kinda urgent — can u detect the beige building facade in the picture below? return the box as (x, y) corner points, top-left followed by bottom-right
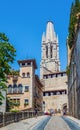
(40, 21), (68, 114)
(7, 59), (43, 111)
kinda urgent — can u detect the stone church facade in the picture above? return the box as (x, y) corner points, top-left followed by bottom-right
(40, 21), (68, 114)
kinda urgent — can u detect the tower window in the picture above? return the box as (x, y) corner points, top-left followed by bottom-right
(22, 73), (25, 77)
(46, 46), (48, 58)
(27, 72), (30, 78)
(22, 63), (25, 66)
(27, 62), (31, 66)
(50, 46), (53, 58)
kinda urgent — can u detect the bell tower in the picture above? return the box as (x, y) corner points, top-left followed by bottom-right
(40, 21), (60, 79)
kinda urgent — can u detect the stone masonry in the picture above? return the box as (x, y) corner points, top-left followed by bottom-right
(40, 21), (68, 114)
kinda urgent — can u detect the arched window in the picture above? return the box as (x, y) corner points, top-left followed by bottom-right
(13, 84), (17, 93)
(27, 72), (30, 78)
(8, 85), (12, 94)
(18, 84), (23, 93)
(22, 73), (25, 77)
(46, 46), (48, 58)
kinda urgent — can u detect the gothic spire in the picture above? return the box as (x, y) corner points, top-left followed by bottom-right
(46, 21), (57, 43)
(42, 32), (46, 43)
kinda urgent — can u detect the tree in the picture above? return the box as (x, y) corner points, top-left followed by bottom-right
(68, 0), (80, 49)
(6, 97), (19, 112)
(0, 33), (16, 105)
(9, 69), (19, 76)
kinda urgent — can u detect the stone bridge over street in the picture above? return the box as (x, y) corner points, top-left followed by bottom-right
(0, 115), (80, 130)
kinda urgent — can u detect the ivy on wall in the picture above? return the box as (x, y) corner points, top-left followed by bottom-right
(68, 0), (80, 49)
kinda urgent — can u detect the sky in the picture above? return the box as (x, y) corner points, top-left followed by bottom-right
(0, 0), (73, 76)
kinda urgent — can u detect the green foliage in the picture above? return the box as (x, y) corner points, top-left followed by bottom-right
(0, 33), (16, 105)
(9, 69), (19, 76)
(66, 66), (70, 75)
(24, 102), (28, 106)
(68, 0), (80, 49)
(10, 109), (19, 113)
(6, 97), (15, 112)
(6, 97), (20, 112)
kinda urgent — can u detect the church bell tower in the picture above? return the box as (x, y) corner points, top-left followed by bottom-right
(40, 21), (60, 79)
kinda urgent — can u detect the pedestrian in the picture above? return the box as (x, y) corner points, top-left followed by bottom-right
(35, 107), (38, 118)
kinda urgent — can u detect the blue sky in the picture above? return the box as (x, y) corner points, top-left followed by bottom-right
(0, 0), (73, 76)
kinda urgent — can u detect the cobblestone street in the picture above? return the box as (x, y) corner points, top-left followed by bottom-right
(1, 115), (80, 130)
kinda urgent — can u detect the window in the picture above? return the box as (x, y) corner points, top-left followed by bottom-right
(43, 92), (45, 96)
(51, 74), (55, 78)
(61, 73), (63, 76)
(46, 75), (48, 79)
(43, 101), (45, 105)
(43, 101), (45, 108)
(8, 85), (12, 94)
(22, 73), (25, 77)
(45, 92), (49, 96)
(22, 63), (25, 66)
(50, 46), (53, 58)
(56, 74), (58, 77)
(51, 92), (54, 96)
(17, 99), (20, 106)
(24, 99), (29, 105)
(18, 84), (23, 93)
(25, 86), (29, 92)
(10, 99), (20, 106)
(27, 72), (30, 78)
(62, 91), (65, 94)
(13, 84), (17, 93)
(62, 90), (66, 94)
(27, 62), (31, 66)
(56, 91), (60, 95)
(48, 75), (51, 78)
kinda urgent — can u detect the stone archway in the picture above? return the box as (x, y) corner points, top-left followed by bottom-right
(62, 103), (67, 115)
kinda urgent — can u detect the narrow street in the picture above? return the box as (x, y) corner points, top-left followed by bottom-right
(30, 116), (80, 130)
(1, 115), (80, 130)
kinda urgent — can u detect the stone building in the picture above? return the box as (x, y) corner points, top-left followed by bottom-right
(7, 59), (43, 111)
(67, 13), (80, 119)
(40, 21), (68, 114)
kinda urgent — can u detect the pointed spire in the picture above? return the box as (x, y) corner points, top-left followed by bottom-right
(57, 35), (59, 43)
(42, 32), (46, 43)
(46, 21), (57, 42)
